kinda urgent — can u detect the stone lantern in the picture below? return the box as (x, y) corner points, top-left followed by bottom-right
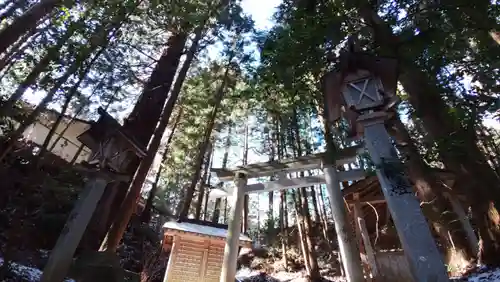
(322, 47), (450, 282)
(41, 108), (146, 282)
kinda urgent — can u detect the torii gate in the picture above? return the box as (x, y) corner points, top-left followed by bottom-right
(213, 45), (450, 282)
(211, 145), (368, 282)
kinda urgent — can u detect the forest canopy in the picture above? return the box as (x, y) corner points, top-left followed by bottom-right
(0, 0), (499, 281)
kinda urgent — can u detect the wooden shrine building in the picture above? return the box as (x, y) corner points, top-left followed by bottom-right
(162, 219), (252, 282)
(341, 170), (477, 281)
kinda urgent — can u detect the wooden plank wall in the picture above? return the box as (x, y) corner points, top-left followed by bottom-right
(166, 238), (226, 282)
(205, 242), (225, 282)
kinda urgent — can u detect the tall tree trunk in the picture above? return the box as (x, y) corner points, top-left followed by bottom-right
(0, 26), (75, 117)
(298, 185), (321, 280)
(276, 116), (289, 266)
(0, 0), (64, 55)
(242, 120), (249, 232)
(141, 108), (183, 223)
(291, 189), (312, 275)
(212, 125), (232, 224)
(357, 3), (500, 264)
(86, 27), (192, 250)
(212, 198), (222, 224)
(268, 191), (274, 233)
(178, 66), (230, 219)
(316, 186), (331, 243)
(203, 156), (214, 221)
(266, 115), (278, 235)
(223, 197), (228, 224)
(279, 189), (288, 269)
(290, 109), (320, 280)
(309, 186), (321, 224)
(194, 141), (213, 219)
(123, 32), (188, 149)
(100, 28), (203, 251)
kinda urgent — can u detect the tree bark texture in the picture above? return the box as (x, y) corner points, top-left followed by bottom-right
(141, 108), (183, 223)
(85, 29), (192, 250)
(123, 32), (188, 149)
(194, 142), (213, 219)
(212, 125), (233, 224)
(242, 120), (250, 232)
(100, 28), (203, 250)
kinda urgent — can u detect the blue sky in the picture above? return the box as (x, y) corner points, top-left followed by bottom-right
(241, 0), (281, 30)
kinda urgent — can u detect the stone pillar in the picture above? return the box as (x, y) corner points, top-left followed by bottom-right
(41, 177), (108, 282)
(323, 167), (365, 282)
(220, 172), (247, 282)
(359, 112), (449, 282)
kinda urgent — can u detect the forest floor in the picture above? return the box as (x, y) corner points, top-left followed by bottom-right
(1, 142), (500, 282)
(1, 258), (500, 282)
(235, 267), (500, 282)
(235, 246), (500, 282)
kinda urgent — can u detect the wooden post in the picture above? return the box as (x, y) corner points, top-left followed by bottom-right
(352, 196), (364, 253)
(359, 112), (449, 282)
(219, 172), (246, 282)
(41, 177), (108, 282)
(352, 194), (371, 280)
(323, 167), (365, 282)
(200, 240), (210, 280)
(163, 235), (179, 282)
(444, 192), (479, 254)
(353, 195), (379, 278)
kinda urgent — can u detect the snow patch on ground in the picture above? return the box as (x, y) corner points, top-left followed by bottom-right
(451, 267), (500, 282)
(237, 267), (500, 282)
(236, 268), (347, 282)
(0, 258), (74, 282)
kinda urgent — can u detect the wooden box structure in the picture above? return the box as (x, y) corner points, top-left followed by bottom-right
(162, 219), (252, 282)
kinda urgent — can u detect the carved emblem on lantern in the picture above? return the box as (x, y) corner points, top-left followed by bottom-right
(341, 70), (385, 111)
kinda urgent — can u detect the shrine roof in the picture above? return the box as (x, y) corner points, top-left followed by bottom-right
(163, 221), (252, 242)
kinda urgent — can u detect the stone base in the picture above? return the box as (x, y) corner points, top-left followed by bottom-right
(70, 251), (139, 282)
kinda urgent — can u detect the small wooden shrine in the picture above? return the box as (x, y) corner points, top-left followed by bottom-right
(162, 219), (252, 282)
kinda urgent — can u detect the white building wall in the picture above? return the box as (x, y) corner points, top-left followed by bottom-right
(23, 117), (92, 164)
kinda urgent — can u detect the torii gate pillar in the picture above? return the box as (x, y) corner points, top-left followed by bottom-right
(324, 167), (365, 282)
(220, 172), (247, 282)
